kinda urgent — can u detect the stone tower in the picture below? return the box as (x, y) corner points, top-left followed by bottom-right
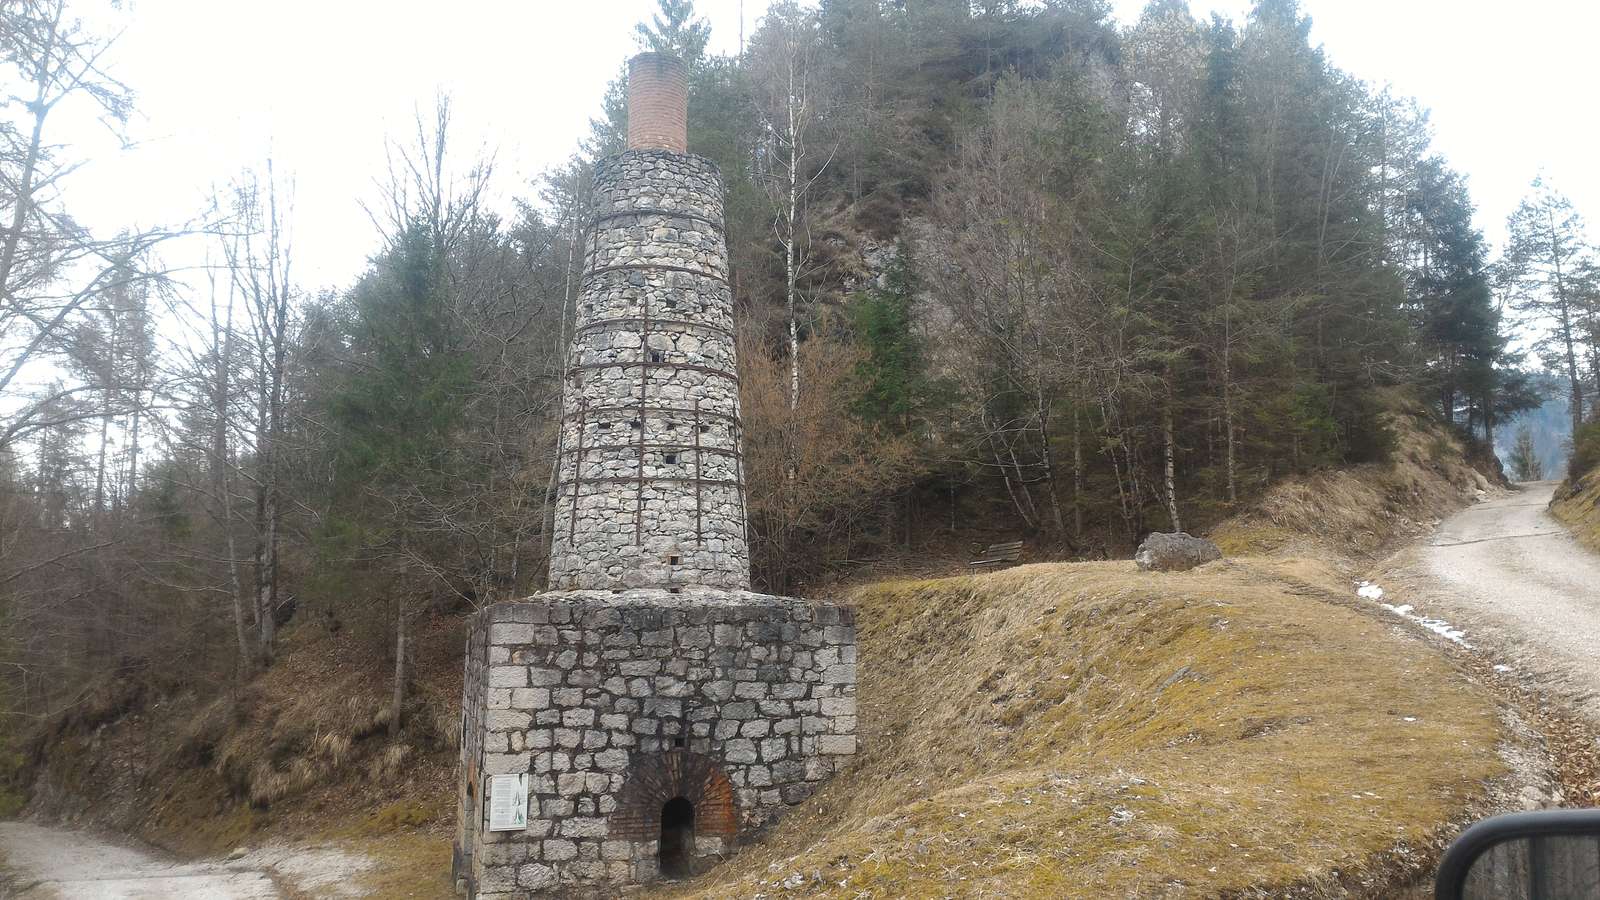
(453, 53), (858, 900)
(546, 53), (749, 594)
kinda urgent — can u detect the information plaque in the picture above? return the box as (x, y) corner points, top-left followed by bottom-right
(487, 772), (528, 831)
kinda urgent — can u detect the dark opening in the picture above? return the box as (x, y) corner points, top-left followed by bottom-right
(650, 350), (665, 363)
(659, 797), (695, 878)
(668, 554), (681, 565)
(663, 452), (678, 465)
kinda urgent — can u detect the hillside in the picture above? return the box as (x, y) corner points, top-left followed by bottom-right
(1211, 393), (1498, 560)
(3, 398), (1526, 898)
(1552, 468), (1600, 552)
(1551, 418), (1600, 551)
(665, 559), (1501, 899)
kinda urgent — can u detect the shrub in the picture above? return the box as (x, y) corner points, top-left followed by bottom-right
(1570, 413), (1600, 481)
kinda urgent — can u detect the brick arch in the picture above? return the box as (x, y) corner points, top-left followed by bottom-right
(608, 749), (739, 841)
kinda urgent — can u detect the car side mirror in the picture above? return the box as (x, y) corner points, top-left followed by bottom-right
(1438, 810), (1600, 899)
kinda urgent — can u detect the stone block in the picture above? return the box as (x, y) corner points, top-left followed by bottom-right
(819, 696), (856, 717)
(486, 710), (530, 732)
(488, 666), (527, 688)
(818, 734), (857, 755)
(822, 664), (856, 684)
(483, 752), (530, 775)
(562, 817), (609, 838)
(542, 839), (578, 861)
(518, 863), (557, 890)
(528, 668), (565, 686)
(489, 623), (539, 644)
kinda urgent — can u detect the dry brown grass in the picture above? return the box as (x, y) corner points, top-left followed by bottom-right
(668, 558), (1502, 899)
(21, 612), (466, 863)
(1211, 399), (1486, 560)
(1552, 470), (1600, 553)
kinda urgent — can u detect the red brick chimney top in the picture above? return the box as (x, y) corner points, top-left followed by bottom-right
(626, 52), (688, 154)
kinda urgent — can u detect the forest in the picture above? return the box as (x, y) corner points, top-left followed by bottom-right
(3, 0), (1598, 735)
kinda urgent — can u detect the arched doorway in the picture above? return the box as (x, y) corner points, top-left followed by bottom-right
(659, 796), (695, 878)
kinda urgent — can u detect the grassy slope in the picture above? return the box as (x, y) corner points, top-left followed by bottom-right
(1211, 395), (1491, 560)
(667, 559), (1501, 899)
(20, 614), (465, 897)
(1552, 468), (1600, 553)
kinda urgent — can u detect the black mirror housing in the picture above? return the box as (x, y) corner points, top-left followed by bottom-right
(1438, 809), (1600, 899)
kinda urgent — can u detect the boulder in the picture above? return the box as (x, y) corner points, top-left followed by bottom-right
(1134, 532), (1222, 572)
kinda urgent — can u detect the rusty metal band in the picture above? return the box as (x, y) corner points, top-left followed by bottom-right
(558, 476), (744, 488)
(568, 399), (587, 542)
(583, 263), (728, 284)
(576, 316), (735, 340)
(693, 397), (703, 545)
(557, 441), (741, 459)
(635, 287), (651, 547)
(559, 402), (740, 426)
(591, 207), (723, 231)
(566, 360), (739, 384)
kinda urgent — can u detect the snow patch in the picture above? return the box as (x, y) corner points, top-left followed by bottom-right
(1355, 582), (1471, 648)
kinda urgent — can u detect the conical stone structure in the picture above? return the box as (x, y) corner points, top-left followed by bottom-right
(452, 52), (858, 900)
(546, 122), (750, 593)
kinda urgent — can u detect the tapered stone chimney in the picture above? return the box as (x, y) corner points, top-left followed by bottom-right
(453, 52), (856, 900)
(546, 52), (750, 594)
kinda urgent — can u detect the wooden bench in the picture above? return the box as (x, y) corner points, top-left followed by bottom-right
(970, 540), (1024, 573)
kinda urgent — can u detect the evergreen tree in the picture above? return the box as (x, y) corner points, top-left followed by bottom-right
(1502, 177), (1596, 442)
(851, 248), (931, 430)
(635, 0), (712, 64)
(1408, 158), (1499, 432)
(1507, 425), (1544, 481)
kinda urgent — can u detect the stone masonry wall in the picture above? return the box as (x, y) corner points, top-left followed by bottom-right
(458, 592), (857, 898)
(547, 150), (750, 593)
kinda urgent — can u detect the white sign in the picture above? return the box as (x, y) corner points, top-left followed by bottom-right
(487, 773), (528, 832)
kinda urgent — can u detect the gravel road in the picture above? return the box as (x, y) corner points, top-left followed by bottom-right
(0, 822), (276, 898)
(1414, 480), (1600, 720)
(0, 822), (376, 899)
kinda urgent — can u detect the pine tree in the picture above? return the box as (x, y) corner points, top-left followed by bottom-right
(1408, 158), (1498, 432)
(635, 0), (712, 64)
(1507, 425), (1544, 482)
(851, 249), (930, 430)
(1502, 177), (1596, 442)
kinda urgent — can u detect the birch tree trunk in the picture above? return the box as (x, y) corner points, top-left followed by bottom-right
(390, 611), (406, 741)
(1163, 381), (1182, 533)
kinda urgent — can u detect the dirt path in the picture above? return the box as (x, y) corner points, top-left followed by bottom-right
(0, 821), (378, 899)
(0, 821), (277, 898)
(1392, 480), (1600, 722)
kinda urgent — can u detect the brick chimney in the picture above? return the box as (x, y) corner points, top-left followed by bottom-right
(626, 52), (688, 153)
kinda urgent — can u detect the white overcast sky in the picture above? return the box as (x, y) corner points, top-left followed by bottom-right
(59, 0), (1600, 294)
